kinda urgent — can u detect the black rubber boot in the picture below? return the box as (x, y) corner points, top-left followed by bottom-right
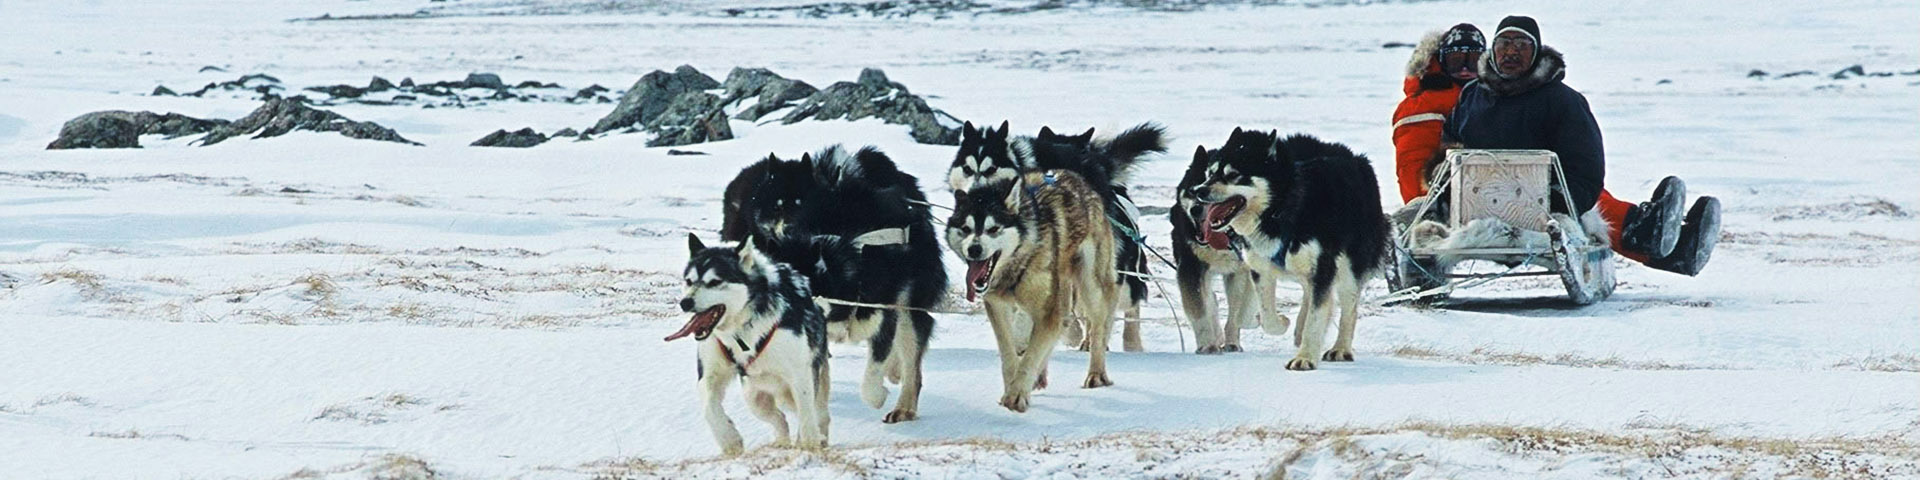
(1620, 176), (1685, 258)
(1650, 196), (1721, 276)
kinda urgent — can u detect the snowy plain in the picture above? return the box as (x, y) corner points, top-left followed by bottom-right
(0, 0), (1916, 478)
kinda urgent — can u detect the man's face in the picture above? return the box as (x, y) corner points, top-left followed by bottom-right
(1492, 31), (1536, 77)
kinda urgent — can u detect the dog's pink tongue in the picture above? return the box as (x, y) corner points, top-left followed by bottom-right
(1202, 228), (1231, 250)
(1204, 197), (1246, 233)
(965, 261), (990, 302)
(663, 307), (722, 342)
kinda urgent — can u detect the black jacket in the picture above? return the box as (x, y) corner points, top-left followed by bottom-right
(1443, 46), (1604, 215)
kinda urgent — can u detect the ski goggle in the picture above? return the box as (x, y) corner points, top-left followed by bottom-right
(1440, 48), (1483, 74)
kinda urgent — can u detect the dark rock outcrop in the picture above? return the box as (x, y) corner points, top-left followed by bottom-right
(152, 85), (177, 96)
(305, 84), (366, 98)
(183, 73), (282, 97)
(574, 84), (608, 100)
(551, 127), (580, 137)
(196, 96), (419, 146)
(464, 73), (505, 90)
(586, 65), (719, 135)
(48, 111), (228, 149)
(471, 127), (549, 148)
(645, 91), (733, 147)
(368, 76), (396, 92)
(779, 68), (960, 145)
(720, 67), (817, 121)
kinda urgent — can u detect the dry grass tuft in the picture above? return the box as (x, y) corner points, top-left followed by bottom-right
(1831, 354), (1920, 373)
(41, 268), (114, 300)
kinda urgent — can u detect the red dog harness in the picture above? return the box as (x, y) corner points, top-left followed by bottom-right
(716, 329), (778, 376)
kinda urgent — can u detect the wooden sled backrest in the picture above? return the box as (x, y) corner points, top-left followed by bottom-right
(1446, 149), (1555, 232)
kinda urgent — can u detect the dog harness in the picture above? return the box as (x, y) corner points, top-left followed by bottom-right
(1022, 170), (1060, 198)
(851, 226), (910, 247)
(716, 328), (779, 376)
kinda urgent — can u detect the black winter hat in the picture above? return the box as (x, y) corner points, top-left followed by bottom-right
(1494, 15), (1540, 46)
(1440, 23), (1485, 52)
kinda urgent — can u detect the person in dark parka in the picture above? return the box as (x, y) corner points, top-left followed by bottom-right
(1444, 15), (1720, 276)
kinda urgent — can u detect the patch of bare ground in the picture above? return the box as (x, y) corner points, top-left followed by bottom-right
(277, 454), (438, 480)
(1387, 344), (1697, 370)
(572, 423), (1917, 479)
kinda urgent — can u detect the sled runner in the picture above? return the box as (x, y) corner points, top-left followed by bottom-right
(1384, 149), (1615, 305)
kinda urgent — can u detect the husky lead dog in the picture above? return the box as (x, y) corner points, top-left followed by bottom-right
(720, 145), (946, 423)
(949, 121), (1164, 352)
(1171, 145), (1260, 354)
(947, 171), (1119, 412)
(671, 234), (830, 455)
(1187, 129), (1390, 371)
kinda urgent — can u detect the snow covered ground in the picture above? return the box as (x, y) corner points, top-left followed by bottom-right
(1, 0), (1916, 478)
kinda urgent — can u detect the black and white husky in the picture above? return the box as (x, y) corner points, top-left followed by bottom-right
(720, 145), (946, 423)
(1186, 129), (1390, 371)
(949, 121), (1164, 352)
(1172, 145), (1260, 354)
(671, 234), (830, 455)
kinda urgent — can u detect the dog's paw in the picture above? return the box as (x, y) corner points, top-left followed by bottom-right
(999, 391), (1031, 413)
(1196, 345), (1221, 355)
(1262, 314), (1291, 336)
(882, 408), (918, 423)
(1285, 357), (1318, 371)
(861, 379), (890, 410)
(1082, 372), (1113, 389)
(1033, 369), (1049, 390)
(1322, 348), (1355, 362)
(1222, 344), (1244, 353)
(719, 438), (746, 456)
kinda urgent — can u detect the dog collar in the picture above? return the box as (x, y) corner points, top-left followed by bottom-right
(716, 328), (779, 376)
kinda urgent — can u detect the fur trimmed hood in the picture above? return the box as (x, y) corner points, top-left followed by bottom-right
(1405, 30), (1445, 77)
(1476, 45), (1566, 96)
(1405, 30), (1456, 92)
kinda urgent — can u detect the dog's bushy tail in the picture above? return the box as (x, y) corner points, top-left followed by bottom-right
(1098, 122), (1167, 185)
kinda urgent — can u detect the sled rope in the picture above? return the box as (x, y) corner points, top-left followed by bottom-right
(811, 296), (978, 315)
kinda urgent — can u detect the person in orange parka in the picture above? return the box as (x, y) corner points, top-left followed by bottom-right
(1392, 23), (1484, 203)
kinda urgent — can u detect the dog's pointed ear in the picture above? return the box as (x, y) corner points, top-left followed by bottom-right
(995, 120), (1010, 140)
(688, 233), (706, 255)
(963, 121), (977, 139)
(737, 236), (759, 269)
(799, 152), (814, 167)
(1193, 145), (1207, 161)
(1078, 127), (1095, 141)
(1231, 126), (1243, 137)
(1038, 126), (1055, 138)
(952, 189), (969, 205)
(1002, 184), (1023, 210)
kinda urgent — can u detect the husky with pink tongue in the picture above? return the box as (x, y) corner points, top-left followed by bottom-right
(1185, 129), (1391, 372)
(671, 234), (830, 455)
(946, 171), (1121, 413)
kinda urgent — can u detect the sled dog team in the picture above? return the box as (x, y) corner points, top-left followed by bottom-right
(673, 120), (1389, 454)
